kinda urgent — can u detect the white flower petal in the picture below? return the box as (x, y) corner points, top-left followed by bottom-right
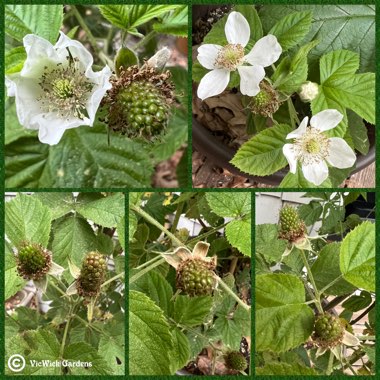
(197, 69), (230, 100)
(193, 241), (210, 258)
(342, 330), (360, 347)
(225, 11), (250, 47)
(310, 109), (343, 131)
(237, 65), (265, 96)
(281, 244), (294, 258)
(302, 160), (329, 186)
(244, 35), (282, 67)
(326, 137), (357, 169)
(68, 260), (81, 279)
(282, 144), (298, 173)
(197, 44), (222, 70)
(66, 281), (78, 295)
(286, 116), (309, 139)
(331, 345), (343, 361)
(34, 276), (48, 293)
(49, 262), (65, 277)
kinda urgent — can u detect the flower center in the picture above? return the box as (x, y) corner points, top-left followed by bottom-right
(293, 127), (330, 165)
(37, 55), (94, 120)
(214, 44), (244, 71)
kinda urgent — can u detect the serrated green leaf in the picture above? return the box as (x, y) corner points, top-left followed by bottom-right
(130, 271), (173, 316)
(173, 295), (213, 327)
(100, 5), (178, 32)
(129, 290), (173, 375)
(5, 5), (63, 43)
(169, 327), (190, 373)
(5, 46), (26, 74)
(206, 192), (251, 218)
(5, 243), (26, 300)
(256, 362), (318, 375)
(255, 224), (286, 263)
(98, 335), (125, 375)
(311, 242), (356, 296)
(256, 274), (314, 352)
(342, 291), (372, 312)
(64, 342), (113, 375)
(34, 192), (74, 220)
(5, 193), (52, 247)
(225, 217), (251, 256)
(320, 49), (359, 81)
(153, 5), (188, 37)
(51, 215), (96, 266)
(76, 193), (124, 228)
(259, 5), (375, 74)
(347, 110), (369, 155)
(231, 124), (292, 176)
(269, 11), (312, 51)
(298, 201), (323, 226)
(340, 221), (375, 292)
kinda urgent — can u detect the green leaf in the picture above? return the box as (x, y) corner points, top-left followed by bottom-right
(259, 5), (375, 74)
(64, 342), (113, 375)
(225, 217), (251, 256)
(129, 290), (173, 375)
(298, 201), (323, 226)
(340, 221), (375, 292)
(256, 274), (314, 352)
(34, 192), (74, 220)
(5, 243), (26, 300)
(347, 110), (369, 155)
(130, 271), (173, 316)
(311, 242), (356, 296)
(6, 124), (154, 188)
(173, 295), (213, 327)
(231, 124), (292, 176)
(206, 192), (251, 218)
(169, 327), (190, 373)
(99, 5), (178, 33)
(76, 193), (124, 228)
(192, 61), (208, 84)
(256, 224), (286, 263)
(312, 49), (375, 139)
(256, 362), (318, 375)
(5, 46), (26, 74)
(273, 40), (319, 94)
(5, 5), (63, 43)
(117, 217), (125, 251)
(98, 335), (125, 375)
(269, 11), (312, 51)
(153, 5), (188, 37)
(213, 305), (251, 350)
(342, 291), (372, 312)
(5, 193), (52, 247)
(51, 215), (96, 266)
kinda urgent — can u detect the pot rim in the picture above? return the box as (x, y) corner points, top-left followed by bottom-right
(193, 117), (376, 186)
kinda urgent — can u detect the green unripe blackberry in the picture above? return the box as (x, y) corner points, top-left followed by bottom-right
(225, 351), (248, 371)
(313, 313), (344, 348)
(17, 242), (52, 280)
(249, 81), (280, 117)
(176, 258), (216, 297)
(278, 205), (306, 243)
(77, 252), (107, 297)
(102, 65), (174, 140)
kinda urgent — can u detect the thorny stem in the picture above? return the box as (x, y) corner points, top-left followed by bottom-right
(187, 221), (229, 245)
(215, 275), (250, 311)
(101, 272), (125, 288)
(60, 303), (76, 361)
(287, 98), (301, 127)
(134, 30), (157, 51)
(129, 257), (166, 284)
(49, 279), (67, 297)
(170, 201), (185, 236)
(300, 249), (323, 313)
(319, 274), (343, 294)
(135, 254), (163, 270)
(130, 204), (183, 247)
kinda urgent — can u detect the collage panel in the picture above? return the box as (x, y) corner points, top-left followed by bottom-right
(129, 191), (252, 375)
(192, 4), (375, 189)
(4, 192), (125, 375)
(5, 4), (188, 189)
(255, 192), (375, 375)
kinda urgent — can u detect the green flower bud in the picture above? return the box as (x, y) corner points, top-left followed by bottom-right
(278, 205), (306, 243)
(313, 313), (345, 348)
(224, 351), (248, 371)
(249, 81), (280, 117)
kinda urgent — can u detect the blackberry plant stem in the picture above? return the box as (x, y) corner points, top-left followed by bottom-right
(216, 275), (250, 311)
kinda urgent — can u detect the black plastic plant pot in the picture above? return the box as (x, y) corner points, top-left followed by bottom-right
(192, 5), (376, 186)
(193, 118), (376, 186)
